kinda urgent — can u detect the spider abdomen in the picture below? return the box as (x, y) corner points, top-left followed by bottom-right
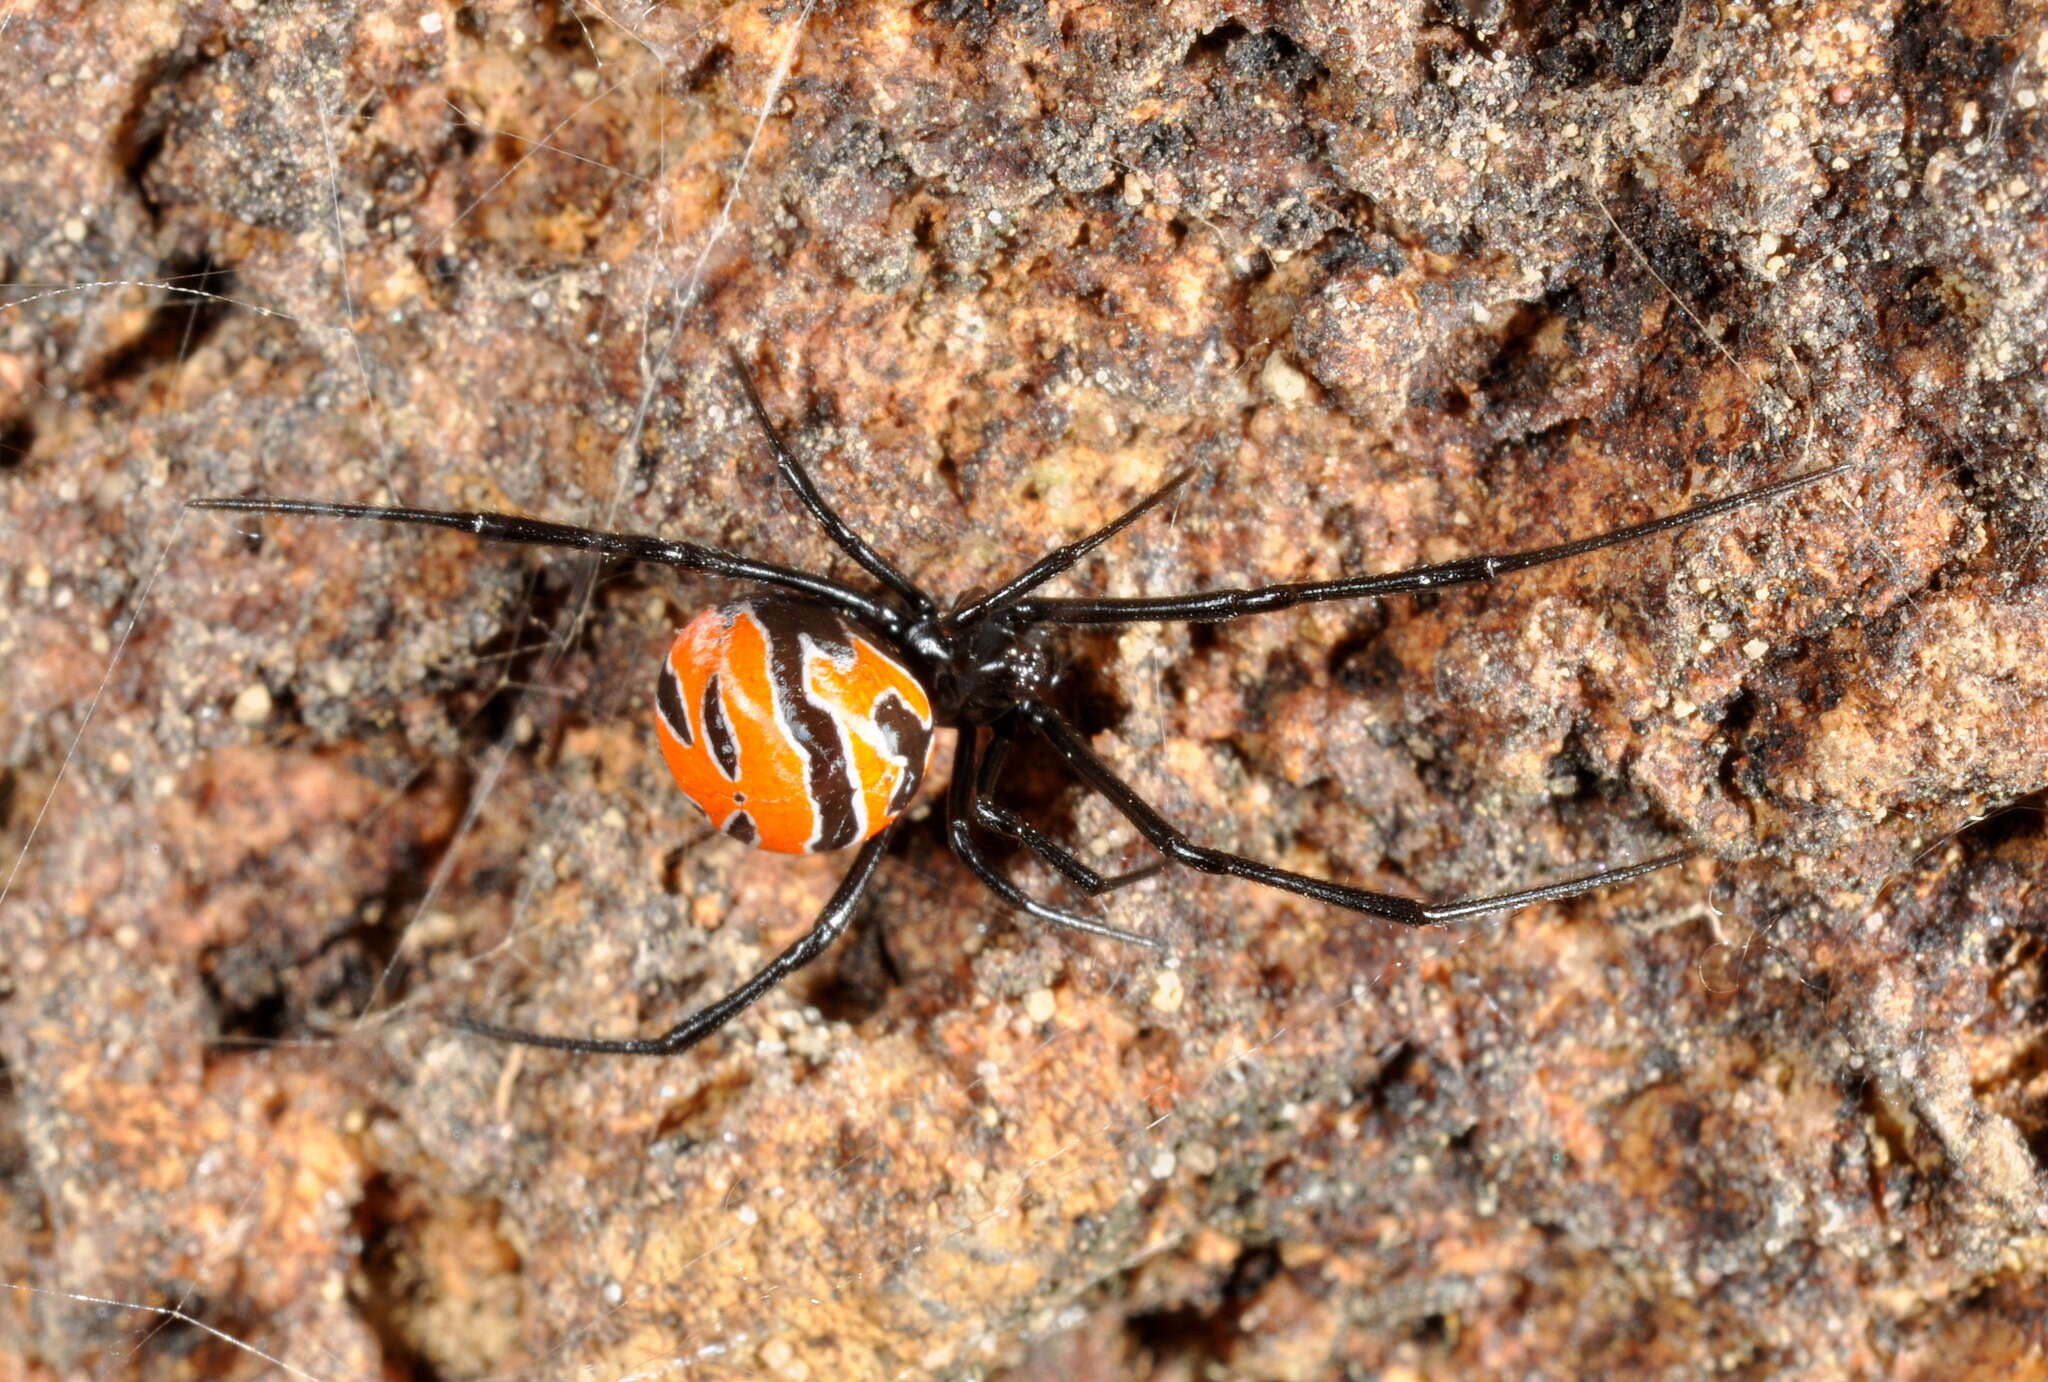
(653, 599), (936, 854)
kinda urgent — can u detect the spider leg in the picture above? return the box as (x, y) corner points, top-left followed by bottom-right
(450, 828), (894, 1056)
(1017, 700), (1694, 926)
(725, 347), (937, 617)
(1011, 465), (1847, 627)
(943, 467), (1196, 627)
(974, 800), (1170, 895)
(186, 496), (902, 632)
(971, 731), (1166, 895)
(947, 726), (1166, 950)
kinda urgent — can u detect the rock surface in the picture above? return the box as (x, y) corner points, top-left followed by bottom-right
(3, 1), (2045, 1378)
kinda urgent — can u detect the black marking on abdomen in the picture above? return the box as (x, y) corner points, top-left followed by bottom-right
(703, 672), (741, 780)
(872, 689), (933, 813)
(759, 605), (861, 852)
(657, 658), (692, 745)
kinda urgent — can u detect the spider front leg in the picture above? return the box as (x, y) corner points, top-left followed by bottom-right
(452, 828), (895, 1056)
(971, 730), (1168, 897)
(1010, 465), (1847, 627)
(1015, 700), (1693, 926)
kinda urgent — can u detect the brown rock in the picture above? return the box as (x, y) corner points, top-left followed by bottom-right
(3, 2), (2044, 1378)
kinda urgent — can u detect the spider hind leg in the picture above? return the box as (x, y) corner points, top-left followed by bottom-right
(946, 726), (1164, 951)
(969, 729), (1167, 897)
(452, 829), (894, 1057)
(974, 799), (1170, 896)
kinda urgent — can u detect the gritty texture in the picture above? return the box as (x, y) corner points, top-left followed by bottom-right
(3, 1), (2046, 1379)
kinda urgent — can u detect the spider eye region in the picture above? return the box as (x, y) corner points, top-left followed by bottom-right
(653, 600), (937, 854)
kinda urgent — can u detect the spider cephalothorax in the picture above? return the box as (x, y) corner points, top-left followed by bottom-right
(906, 610), (1065, 724)
(190, 349), (1844, 1058)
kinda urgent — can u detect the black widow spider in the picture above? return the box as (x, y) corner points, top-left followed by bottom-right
(191, 351), (1842, 1057)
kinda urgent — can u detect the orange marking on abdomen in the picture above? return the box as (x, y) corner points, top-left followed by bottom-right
(655, 607), (816, 853)
(654, 601), (936, 855)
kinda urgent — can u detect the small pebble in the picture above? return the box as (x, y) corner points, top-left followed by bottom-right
(231, 682), (273, 724)
(1023, 988), (1056, 1024)
(1259, 351), (1310, 406)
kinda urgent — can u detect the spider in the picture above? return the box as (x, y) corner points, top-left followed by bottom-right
(191, 350), (1842, 1057)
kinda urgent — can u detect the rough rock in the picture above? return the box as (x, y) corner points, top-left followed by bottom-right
(3, 2), (2045, 1378)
